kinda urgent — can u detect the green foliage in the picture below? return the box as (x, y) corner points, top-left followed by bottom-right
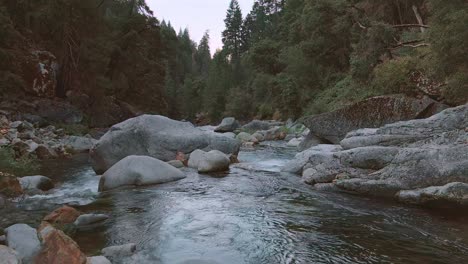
(224, 87), (254, 119)
(371, 57), (417, 95)
(444, 73), (468, 105)
(0, 147), (40, 176)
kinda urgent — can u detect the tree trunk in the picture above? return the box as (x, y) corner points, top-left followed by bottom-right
(412, 5), (425, 33)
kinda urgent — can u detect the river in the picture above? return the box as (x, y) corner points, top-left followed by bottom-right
(2, 142), (468, 263)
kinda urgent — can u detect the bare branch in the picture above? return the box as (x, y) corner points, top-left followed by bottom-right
(393, 24), (429, 29)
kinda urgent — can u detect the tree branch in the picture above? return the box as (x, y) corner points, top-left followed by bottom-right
(393, 24), (429, 29)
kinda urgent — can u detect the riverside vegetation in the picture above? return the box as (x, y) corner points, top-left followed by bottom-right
(0, 0), (468, 264)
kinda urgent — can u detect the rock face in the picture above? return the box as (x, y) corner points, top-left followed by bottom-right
(340, 103), (468, 149)
(188, 150), (231, 173)
(19, 175), (54, 192)
(4, 224), (41, 263)
(90, 115), (241, 174)
(215, 117), (240, 132)
(302, 95), (447, 144)
(289, 104), (468, 208)
(99, 155), (186, 191)
(397, 182), (468, 207)
(24, 51), (58, 98)
(0, 245), (21, 264)
(35, 225), (87, 264)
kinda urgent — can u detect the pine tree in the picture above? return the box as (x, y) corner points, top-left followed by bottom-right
(195, 31), (211, 77)
(222, 0), (243, 62)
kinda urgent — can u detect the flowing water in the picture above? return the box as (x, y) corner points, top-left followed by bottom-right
(2, 142), (468, 263)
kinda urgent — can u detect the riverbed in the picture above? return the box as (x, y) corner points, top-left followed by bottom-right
(2, 142), (468, 263)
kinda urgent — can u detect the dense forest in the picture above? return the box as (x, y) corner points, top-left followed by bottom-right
(0, 0), (467, 124)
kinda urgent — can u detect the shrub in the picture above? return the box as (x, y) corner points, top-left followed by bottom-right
(0, 147), (40, 176)
(371, 57), (417, 95)
(444, 73), (468, 105)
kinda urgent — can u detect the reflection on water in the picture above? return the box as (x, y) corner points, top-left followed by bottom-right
(2, 144), (468, 263)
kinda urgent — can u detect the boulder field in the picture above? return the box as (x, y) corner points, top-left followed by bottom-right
(90, 115), (241, 174)
(284, 103), (468, 208)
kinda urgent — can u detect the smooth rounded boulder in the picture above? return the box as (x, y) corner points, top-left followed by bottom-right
(90, 115), (241, 174)
(74, 214), (109, 226)
(188, 150), (231, 173)
(214, 117), (240, 132)
(19, 175), (54, 191)
(4, 224), (41, 263)
(99, 155), (186, 192)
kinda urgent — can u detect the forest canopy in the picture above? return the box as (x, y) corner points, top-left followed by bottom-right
(0, 0), (467, 123)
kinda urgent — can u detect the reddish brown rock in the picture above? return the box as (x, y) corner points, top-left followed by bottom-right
(176, 151), (188, 166)
(35, 225), (87, 264)
(43, 206), (80, 225)
(0, 173), (23, 197)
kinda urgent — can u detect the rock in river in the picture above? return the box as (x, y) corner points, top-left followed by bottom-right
(4, 224), (41, 263)
(90, 115), (241, 174)
(101, 243), (136, 258)
(188, 150), (231, 173)
(35, 224), (87, 264)
(214, 117), (240, 132)
(397, 182), (468, 207)
(19, 175), (54, 192)
(99, 155), (186, 191)
(0, 245), (21, 264)
(74, 214), (109, 227)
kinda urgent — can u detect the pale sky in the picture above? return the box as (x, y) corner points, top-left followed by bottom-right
(147, 0), (254, 55)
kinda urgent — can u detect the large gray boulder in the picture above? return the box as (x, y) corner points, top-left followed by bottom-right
(287, 103), (468, 208)
(341, 103), (468, 149)
(334, 105), (468, 200)
(336, 144), (468, 197)
(98, 155), (186, 192)
(4, 224), (41, 263)
(188, 150), (230, 173)
(397, 182), (468, 207)
(282, 144), (343, 175)
(0, 245), (21, 264)
(298, 132), (326, 151)
(90, 115), (241, 174)
(303, 95), (447, 144)
(19, 175), (54, 191)
(214, 117), (240, 132)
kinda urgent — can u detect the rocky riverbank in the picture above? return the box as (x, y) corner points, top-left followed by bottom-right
(285, 103), (468, 208)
